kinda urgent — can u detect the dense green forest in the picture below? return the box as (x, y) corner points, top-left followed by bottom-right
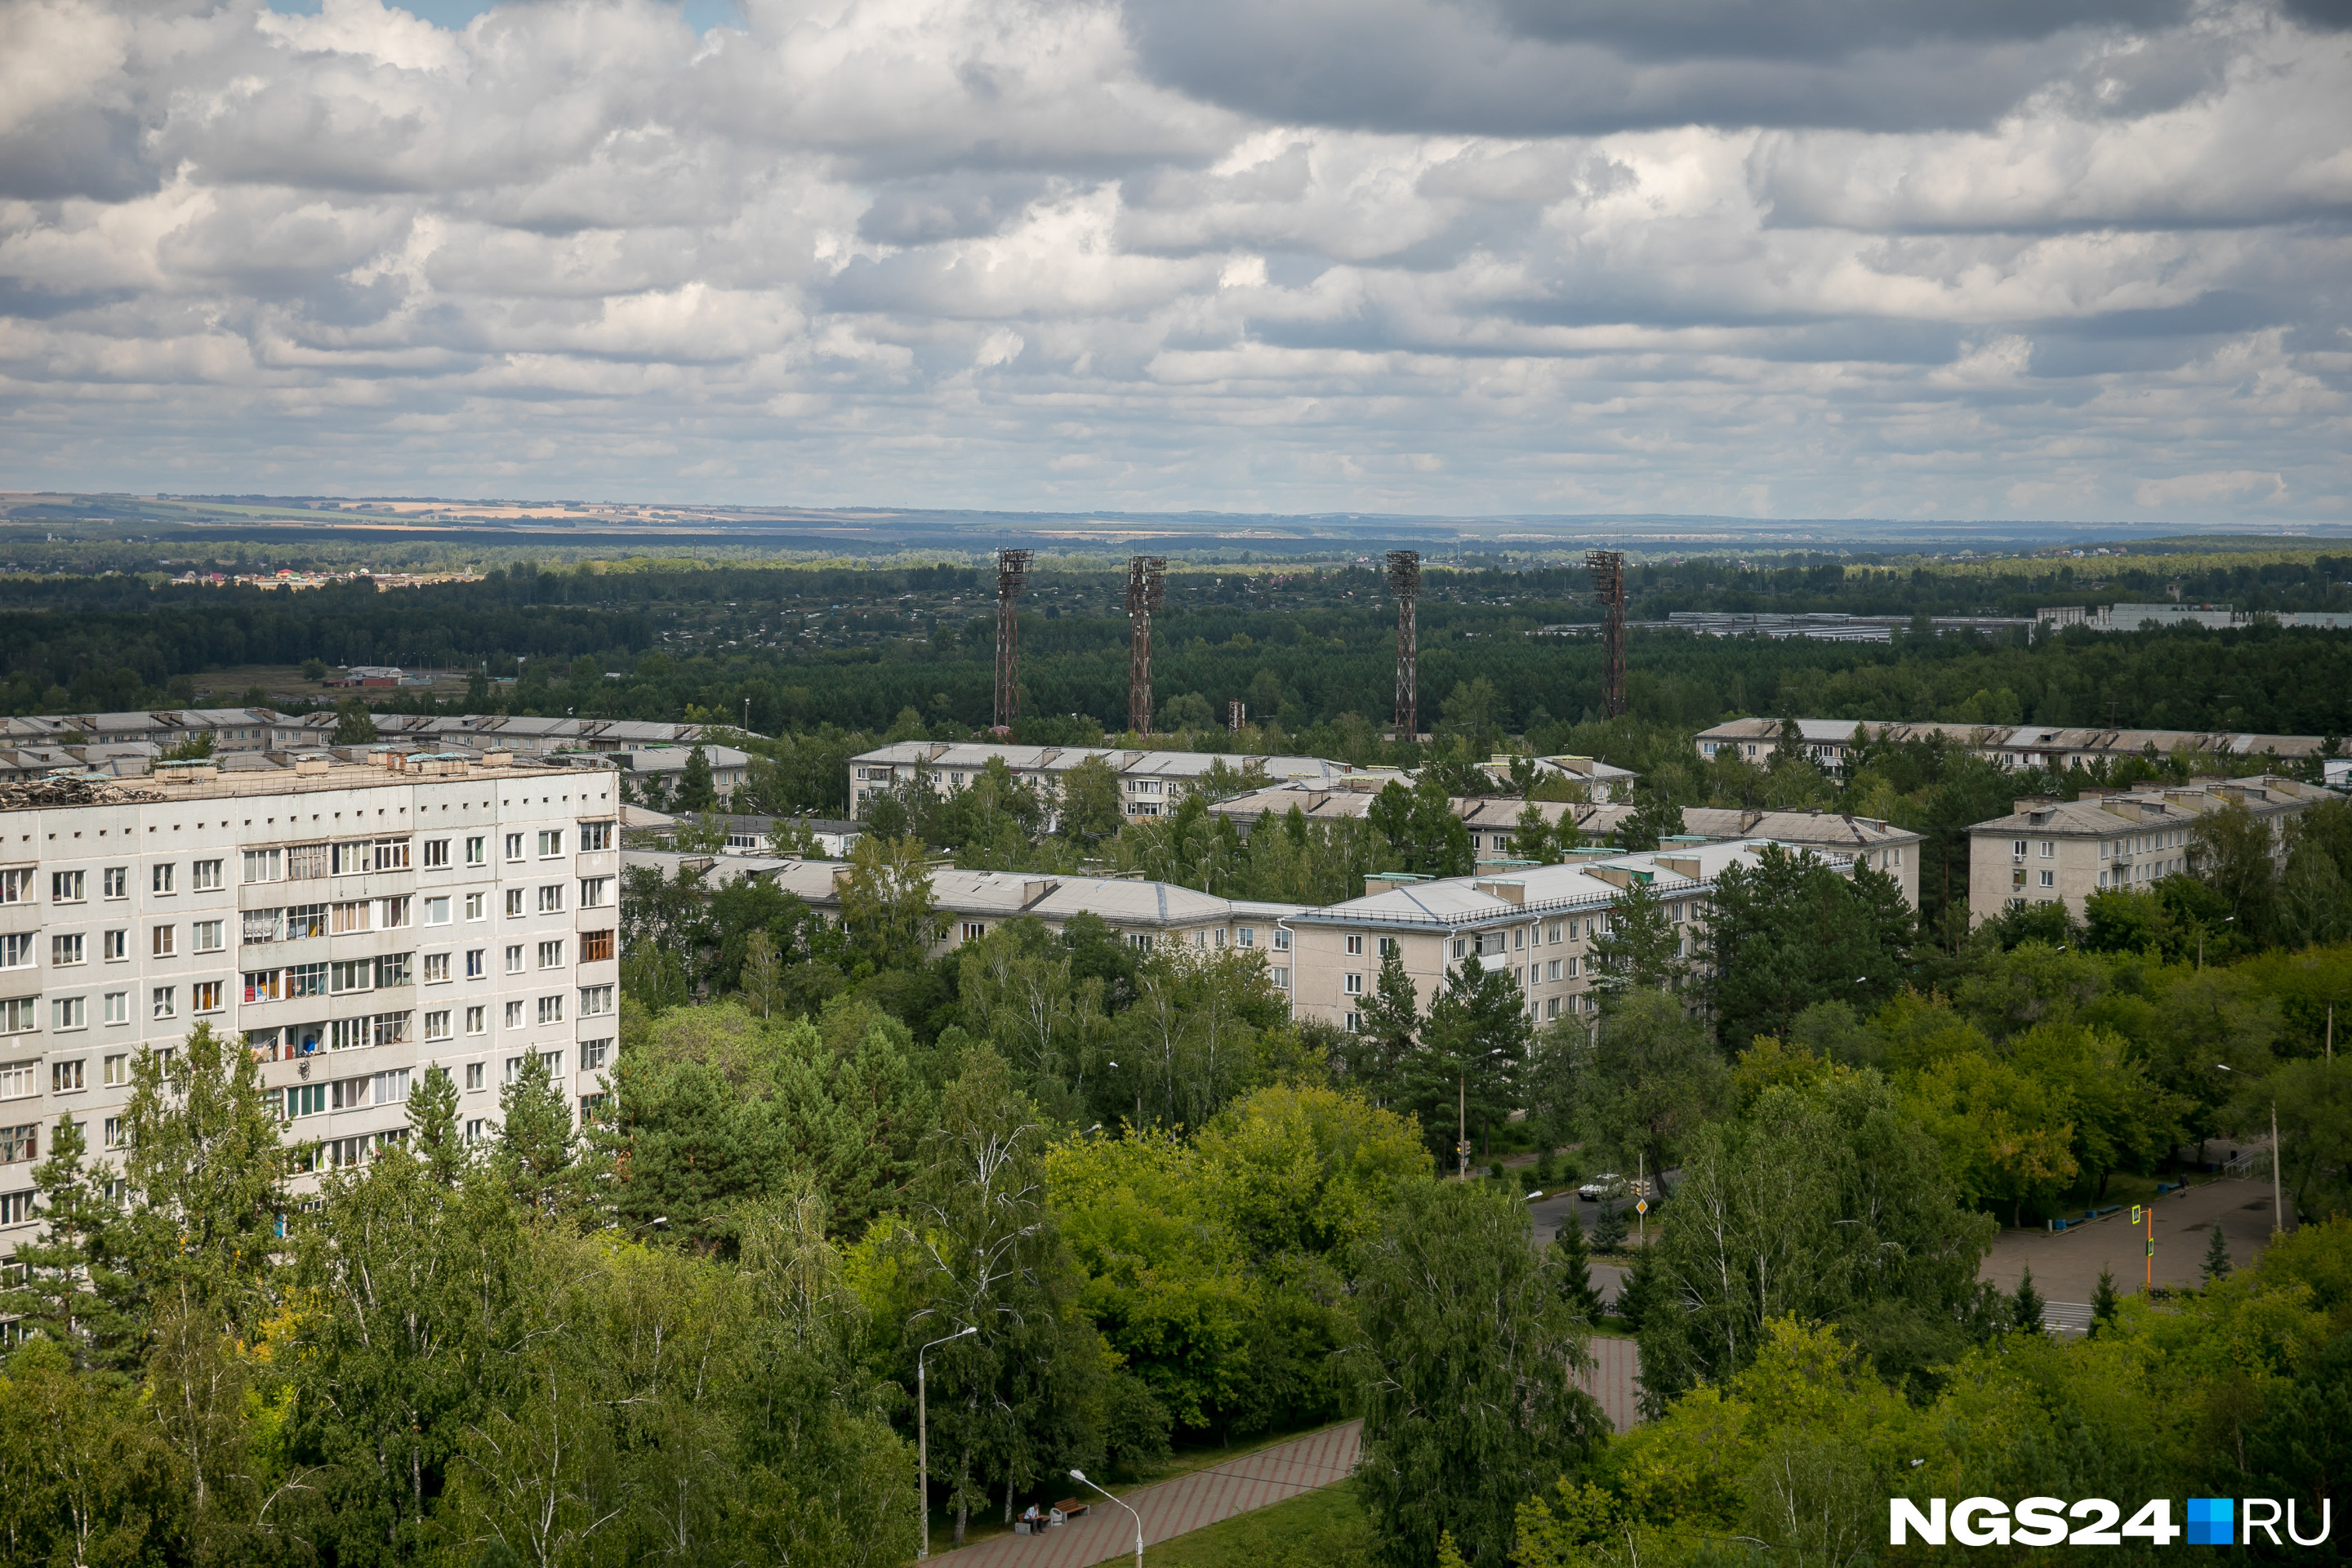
(4, 554), (2352, 741)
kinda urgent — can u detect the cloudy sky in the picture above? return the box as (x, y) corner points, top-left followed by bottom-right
(2, 0), (2348, 521)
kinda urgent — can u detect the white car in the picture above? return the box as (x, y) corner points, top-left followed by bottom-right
(1578, 1174), (1621, 1200)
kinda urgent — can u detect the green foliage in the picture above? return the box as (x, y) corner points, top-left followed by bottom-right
(1588, 875), (1684, 998)
(1704, 845), (1914, 1048)
(1352, 1181), (1605, 1566)
(1397, 958), (1531, 1164)
(330, 697), (380, 744)
(1636, 1073), (1998, 1409)
(2202, 1224), (2234, 1285)
(679, 742), (718, 809)
(1557, 989), (1726, 1189)
(1368, 772), (1473, 879)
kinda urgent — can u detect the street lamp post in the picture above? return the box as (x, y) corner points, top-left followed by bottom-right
(916, 1325), (977, 1560)
(2215, 1063), (2284, 1235)
(1070, 1468), (1143, 1568)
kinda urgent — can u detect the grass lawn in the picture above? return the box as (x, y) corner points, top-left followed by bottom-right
(1111, 1478), (1374, 1568)
(925, 1420), (1349, 1552)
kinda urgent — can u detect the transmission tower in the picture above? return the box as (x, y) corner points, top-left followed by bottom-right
(993, 549), (1034, 732)
(1586, 549), (1627, 719)
(1385, 550), (1421, 739)
(1125, 555), (1165, 735)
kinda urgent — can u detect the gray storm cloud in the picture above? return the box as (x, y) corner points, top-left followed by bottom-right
(0, 0), (2345, 519)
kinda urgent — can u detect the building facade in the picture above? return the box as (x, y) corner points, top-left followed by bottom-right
(846, 742), (1358, 825)
(0, 756), (621, 1241)
(1695, 716), (2335, 775)
(1965, 774), (2336, 922)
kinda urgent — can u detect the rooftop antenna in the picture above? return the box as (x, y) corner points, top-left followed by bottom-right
(1125, 555), (1165, 736)
(993, 549), (1033, 733)
(1587, 549), (1627, 719)
(1386, 550), (1421, 740)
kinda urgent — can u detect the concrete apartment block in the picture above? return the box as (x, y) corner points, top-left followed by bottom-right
(0, 756), (621, 1227)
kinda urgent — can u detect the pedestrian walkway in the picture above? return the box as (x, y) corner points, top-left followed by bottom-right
(936, 1420), (1363, 1568)
(1980, 1177), (2281, 1303)
(1580, 1334), (1642, 1431)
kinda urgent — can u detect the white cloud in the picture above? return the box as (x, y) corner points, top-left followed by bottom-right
(0, 0), (2343, 520)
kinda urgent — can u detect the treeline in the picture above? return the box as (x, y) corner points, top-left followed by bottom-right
(7, 555), (2352, 738)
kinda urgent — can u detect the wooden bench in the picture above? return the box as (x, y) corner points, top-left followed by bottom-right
(1054, 1499), (1089, 1519)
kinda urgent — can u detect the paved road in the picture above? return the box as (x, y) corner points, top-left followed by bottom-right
(934, 1421), (1362, 1568)
(1979, 1177), (2283, 1308)
(1528, 1190), (1629, 1304)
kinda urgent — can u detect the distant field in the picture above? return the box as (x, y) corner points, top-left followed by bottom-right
(185, 664), (471, 703)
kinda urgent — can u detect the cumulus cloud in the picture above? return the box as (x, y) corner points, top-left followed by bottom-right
(0, 0), (2343, 520)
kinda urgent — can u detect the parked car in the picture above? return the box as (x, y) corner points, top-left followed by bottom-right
(1578, 1174), (1621, 1200)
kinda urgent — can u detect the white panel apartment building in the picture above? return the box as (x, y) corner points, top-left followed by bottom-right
(0, 756), (620, 1214)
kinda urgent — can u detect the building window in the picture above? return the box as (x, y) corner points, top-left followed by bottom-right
(191, 981), (223, 1013)
(51, 1057), (84, 1093)
(425, 1009), (452, 1042)
(1345, 933), (1363, 956)
(466, 892), (486, 921)
(466, 948), (486, 978)
(104, 1115), (125, 1148)
(581, 930), (614, 964)
(466, 1006), (487, 1037)
(1451, 938), (1467, 960)
(425, 897), (452, 925)
(1344, 972), (1364, 995)
(504, 833), (524, 862)
(2039, 870), (2056, 889)
(580, 985), (614, 1018)
(287, 962), (327, 998)
(537, 884), (564, 914)
(504, 1000), (525, 1028)
(505, 945), (523, 975)
(152, 864), (175, 895)
(537, 940), (564, 969)
(243, 849), (283, 884)
(466, 1061), (486, 1089)
(104, 1054), (127, 1085)
(1272, 966), (1290, 989)
(379, 896), (411, 929)
(0, 1125), (36, 1163)
(537, 830), (564, 858)
(0, 935), (32, 972)
(2038, 840), (2056, 858)
(287, 843), (330, 880)
(505, 889), (524, 918)
(151, 987), (177, 1021)
(537, 996), (564, 1025)
(1237, 927), (1254, 948)
(466, 835), (486, 866)
(580, 822), (614, 853)
(581, 877), (612, 909)
(103, 993), (127, 1026)
(193, 920), (223, 954)
(150, 925), (176, 958)
(330, 901), (371, 935)
(193, 859), (224, 892)
(581, 1038), (610, 1071)
(424, 839), (450, 868)
(51, 870), (84, 903)
(1273, 929), (1290, 951)
(424, 953), (451, 983)
(963, 922), (987, 942)
(1343, 1011), (1361, 1033)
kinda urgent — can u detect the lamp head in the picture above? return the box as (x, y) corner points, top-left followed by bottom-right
(1070, 1469), (1087, 1481)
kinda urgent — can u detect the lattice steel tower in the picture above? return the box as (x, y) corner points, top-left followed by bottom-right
(1125, 555), (1166, 735)
(993, 549), (1034, 732)
(1385, 550), (1421, 739)
(1586, 548), (1627, 719)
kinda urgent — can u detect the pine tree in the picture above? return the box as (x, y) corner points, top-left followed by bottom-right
(2202, 1223), (2234, 1285)
(1, 1114), (140, 1377)
(1549, 1217), (1603, 1320)
(330, 697), (380, 745)
(2012, 1264), (2045, 1333)
(1589, 1198), (1628, 1252)
(679, 743), (717, 810)
(2090, 1265), (2121, 1336)
(497, 1051), (577, 1216)
(408, 1062), (467, 1187)
(1411, 959), (1530, 1164)
(1354, 946), (1420, 1096)
(1588, 874), (1683, 998)
(1509, 799), (1554, 862)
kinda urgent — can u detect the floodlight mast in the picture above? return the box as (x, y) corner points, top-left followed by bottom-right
(994, 549), (1034, 733)
(1586, 549), (1627, 719)
(1385, 550), (1420, 739)
(1125, 555), (1165, 735)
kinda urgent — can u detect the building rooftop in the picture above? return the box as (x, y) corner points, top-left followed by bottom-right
(0, 754), (598, 812)
(1968, 775), (2338, 834)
